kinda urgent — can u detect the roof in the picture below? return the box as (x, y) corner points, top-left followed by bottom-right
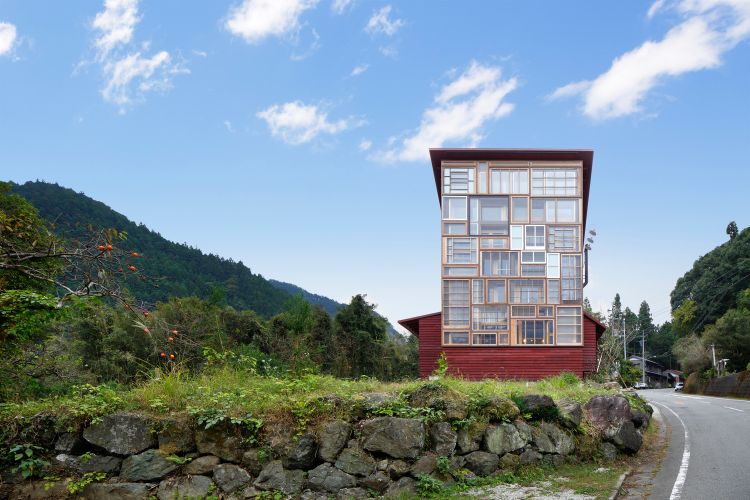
(429, 148), (594, 230)
(584, 311), (607, 339)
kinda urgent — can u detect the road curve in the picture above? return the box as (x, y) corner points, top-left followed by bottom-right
(639, 388), (750, 499)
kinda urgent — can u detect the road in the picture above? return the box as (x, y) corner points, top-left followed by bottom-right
(638, 389), (750, 499)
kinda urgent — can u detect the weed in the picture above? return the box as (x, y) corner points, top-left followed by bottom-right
(165, 454), (192, 465)
(436, 455), (451, 475)
(416, 473), (445, 495)
(67, 472), (106, 494)
(8, 444), (48, 479)
(79, 451), (95, 464)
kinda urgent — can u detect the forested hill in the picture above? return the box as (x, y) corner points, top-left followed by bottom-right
(671, 226), (750, 332)
(11, 181), (389, 325)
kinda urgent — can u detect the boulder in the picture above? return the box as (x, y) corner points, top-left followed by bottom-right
(300, 490), (329, 500)
(513, 420), (533, 442)
(195, 423), (245, 463)
(409, 453), (437, 476)
(499, 453), (520, 469)
(360, 417), (425, 459)
(358, 471), (391, 493)
(83, 482), (153, 500)
(157, 476), (214, 500)
(542, 454), (565, 467)
(558, 400), (583, 429)
(600, 442), (618, 461)
(213, 463), (252, 492)
(631, 410), (651, 429)
(530, 425), (555, 453)
(157, 418), (195, 454)
(449, 454), (466, 471)
(183, 454), (221, 475)
(609, 421), (643, 454)
(430, 422), (457, 456)
(241, 449), (265, 476)
(384, 476), (417, 498)
(603, 381), (621, 390)
(480, 395), (521, 422)
(11, 480), (69, 499)
(335, 446), (376, 477)
(539, 422), (575, 455)
(385, 459), (411, 479)
(54, 453), (122, 474)
(337, 487), (369, 499)
(82, 412), (156, 455)
(407, 383), (468, 420)
(463, 451), (499, 476)
(584, 395), (632, 431)
(519, 449), (542, 465)
(54, 433), (84, 454)
(483, 423), (528, 455)
(308, 463), (357, 492)
(120, 449), (178, 482)
(254, 460), (305, 495)
(318, 420), (352, 462)
(519, 395), (558, 420)
(456, 423), (485, 454)
(284, 433), (318, 470)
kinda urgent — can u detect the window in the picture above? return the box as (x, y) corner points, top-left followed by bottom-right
(509, 279), (545, 304)
(445, 238), (478, 264)
(561, 255), (582, 303)
(444, 167), (475, 194)
(557, 306), (582, 344)
(521, 251), (545, 264)
(548, 279), (560, 304)
(443, 223), (466, 235)
(531, 169), (579, 196)
(539, 306), (554, 317)
(472, 279), (485, 304)
(443, 280), (469, 326)
(478, 162), (488, 193)
(482, 251), (518, 277)
(548, 226), (580, 252)
(443, 266), (478, 277)
(511, 305), (535, 317)
(516, 320), (554, 345)
(525, 225), (545, 249)
(510, 225), (524, 250)
(521, 264), (545, 277)
(473, 333), (498, 345)
(444, 331), (469, 345)
(442, 196), (467, 220)
(487, 280), (505, 303)
(511, 197), (529, 223)
(472, 305), (509, 331)
(490, 170), (529, 194)
(547, 253), (560, 278)
(470, 197), (509, 235)
(481, 238), (508, 249)
(530, 199), (579, 223)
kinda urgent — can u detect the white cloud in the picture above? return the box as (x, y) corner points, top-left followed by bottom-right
(90, 0), (186, 110)
(647, 0), (667, 18)
(257, 101), (361, 145)
(225, 0), (319, 44)
(192, 49), (208, 57)
(331, 0), (354, 14)
(0, 22), (17, 56)
(359, 138), (372, 151)
(350, 63), (369, 76)
(551, 0), (750, 119)
(376, 61), (517, 163)
(365, 5), (404, 36)
(223, 120), (235, 133)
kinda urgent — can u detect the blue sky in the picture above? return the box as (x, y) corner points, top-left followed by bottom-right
(2, 0), (749, 329)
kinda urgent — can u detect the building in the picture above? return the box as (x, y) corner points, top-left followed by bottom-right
(399, 149), (606, 380)
(628, 356), (682, 388)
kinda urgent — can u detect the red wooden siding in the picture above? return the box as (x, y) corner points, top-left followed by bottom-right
(405, 312), (602, 380)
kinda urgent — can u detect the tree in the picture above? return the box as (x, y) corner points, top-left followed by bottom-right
(332, 294), (388, 378)
(636, 301), (655, 356)
(702, 288), (750, 372)
(672, 300), (697, 336)
(650, 322), (677, 368)
(727, 221), (738, 240)
(673, 335), (711, 374)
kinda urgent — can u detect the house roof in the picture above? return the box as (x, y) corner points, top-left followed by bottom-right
(429, 148), (594, 230)
(584, 311), (607, 339)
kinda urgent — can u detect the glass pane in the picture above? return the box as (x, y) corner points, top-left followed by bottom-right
(511, 197), (528, 223)
(443, 197), (467, 220)
(487, 280), (505, 303)
(444, 223), (466, 235)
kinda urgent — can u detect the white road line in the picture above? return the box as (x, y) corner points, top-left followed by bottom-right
(724, 406), (744, 412)
(652, 401), (690, 500)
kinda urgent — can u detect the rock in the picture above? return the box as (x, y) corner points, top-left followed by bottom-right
(539, 422), (575, 455)
(319, 420), (352, 462)
(83, 482), (154, 500)
(359, 392), (394, 410)
(184, 454), (221, 475)
(335, 446), (376, 477)
(54, 453), (122, 474)
(631, 410), (651, 429)
(308, 463), (357, 492)
(609, 421), (643, 454)
(157, 418), (195, 454)
(430, 422), (457, 456)
(360, 417), (425, 459)
(300, 490), (328, 500)
(385, 459), (411, 479)
(358, 471), (391, 493)
(584, 395), (632, 431)
(284, 433), (318, 470)
(558, 400), (583, 429)
(11, 480), (69, 499)
(195, 423), (246, 463)
(519, 449), (543, 465)
(54, 432), (84, 454)
(157, 476), (214, 500)
(376, 459), (388, 471)
(542, 454), (565, 467)
(480, 395), (521, 422)
(254, 460), (305, 496)
(449, 455), (466, 471)
(456, 423), (485, 454)
(82, 412), (156, 455)
(600, 442), (618, 461)
(514, 420), (533, 442)
(214, 463), (252, 492)
(520, 394), (558, 420)
(499, 453), (520, 469)
(530, 425), (555, 453)
(407, 383), (469, 420)
(337, 487), (369, 499)
(384, 476), (417, 498)
(483, 423), (528, 455)
(241, 449), (266, 476)
(120, 449), (178, 482)
(463, 451), (499, 476)
(409, 453), (437, 476)
(603, 381), (621, 390)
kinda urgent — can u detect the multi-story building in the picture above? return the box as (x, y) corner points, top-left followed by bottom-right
(400, 149), (606, 380)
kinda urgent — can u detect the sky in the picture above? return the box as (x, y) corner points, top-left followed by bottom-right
(1, 0), (749, 331)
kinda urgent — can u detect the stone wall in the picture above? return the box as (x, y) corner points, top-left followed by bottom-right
(685, 370), (750, 398)
(2, 393), (652, 499)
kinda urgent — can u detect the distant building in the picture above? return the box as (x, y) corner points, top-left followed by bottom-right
(628, 356), (682, 387)
(399, 149), (606, 380)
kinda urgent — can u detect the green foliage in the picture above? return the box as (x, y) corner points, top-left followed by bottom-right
(368, 395), (445, 423)
(436, 455), (451, 475)
(8, 444), (48, 479)
(416, 473), (445, 495)
(165, 454), (192, 465)
(66, 472), (106, 494)
(433, 352), (449, 378)
(672, 300), (697, 336)
(672, 335), (711, 375)
(619, 359), (642, 388)
(79, 452), (95, 464)
(701, 288), (750, 372)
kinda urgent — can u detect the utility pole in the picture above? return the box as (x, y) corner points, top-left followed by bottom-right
(622, 316), (627, 361)
(641, 327), (646, 385)
(711, 344), (716, 368)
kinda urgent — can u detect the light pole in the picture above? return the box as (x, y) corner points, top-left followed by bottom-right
(641, 329), (646, 385)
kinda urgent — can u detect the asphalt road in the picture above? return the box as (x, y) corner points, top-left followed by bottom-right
(638, 389), (750, 500)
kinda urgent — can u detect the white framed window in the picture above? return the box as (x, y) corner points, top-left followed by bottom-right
(531, 169), (579, 196)
(511, 197), (529, 223)
(472, 333), (499, 345)
(521, 251), (546, 264)
(444, 331), (469, 345)
(547, 253), (560, 278)
(548, 226), (580, 252)
(472, 305), (509, 332)
(510, 225), (524, 250)
(525, 225), (545, 249)
(481, 251), (518, 277)
(561, 255), (582, 303)
(487, 279), (506, 303)
(521, 264), (545, 277)
(508, 279), (545, 304)
(481, 238), (509, 250)
(472, 279), (485, 304)
(478, 162), (488, 193)
(445, 238), (478, 264)
(516, 319), (554, 345)
(531, 199), (579, 224)
(470, 197), (509, 235)
(442, 196), (468, 220)
(539, 306), (554, 317)
(490, 170), (529, 194)
(557, 306), (582, 344)
(443, 266), (478, 277)
(548, 279), (560, 304)
(511, 305), (535, 317)
(443, 222), (466, 235)
(443, 280), (469, 327)
(444, 167), (475, 194)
